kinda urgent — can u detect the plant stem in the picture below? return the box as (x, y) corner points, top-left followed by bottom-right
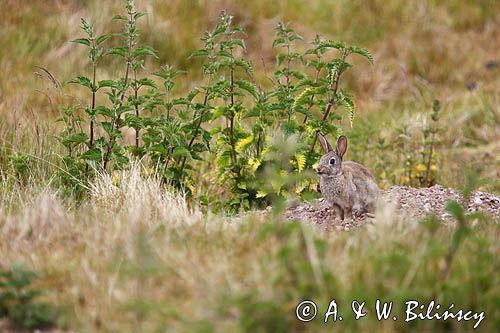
(302, 60), (321, 124)
(90, 63), (96, 147)
(134, 69), (139, 148)
(309, 69), (343, 153)
(228, 64), (237, 165)
(178, 92), (210, 172)
(103, 60), (130, 171)
(285, 44), (292, 121)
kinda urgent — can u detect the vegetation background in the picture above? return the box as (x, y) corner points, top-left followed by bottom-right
(0, 0), (499, 332)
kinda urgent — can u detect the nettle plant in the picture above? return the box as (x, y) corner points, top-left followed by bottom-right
(59, 1), (373, 211)
(394, 99), (442, 187)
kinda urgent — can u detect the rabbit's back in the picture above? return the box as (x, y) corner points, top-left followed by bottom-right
(343, 161), (376, 182)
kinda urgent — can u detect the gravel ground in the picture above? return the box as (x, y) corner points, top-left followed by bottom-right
(285, 184), (500, 230)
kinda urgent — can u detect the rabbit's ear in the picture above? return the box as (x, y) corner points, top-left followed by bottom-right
(318, 133), (333, 153)
(336, 135), (348, 158)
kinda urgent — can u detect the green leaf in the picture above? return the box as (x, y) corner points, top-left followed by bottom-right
(61, 132), (88, 147)
(233, 39), (246, 50)
(318, 40), (346, 51)
(276, 53), (286, 67)
(234, 80), (258, 99)
(134, 46), (158, 59)
(71, 38), (90, 46)
(289, 34), (303, 42)
(112, 15), (128, 21)
(98, 80), (120, 90)
(337, 91), (355, 127)
(81, 148), (102, 161)
(211, 106), (228, 120)
(234, 59), (253, 74)
(293, 87), (315, 111)
(445, 201), (465, 224)
(218, 50), (233, 58)
(348, 46), (374, 64)
(295, 153), (306, 172)
(235, 135), (253, 153)
(191, 142), (207, 153)
(134, 12), (147, 20)
(102, 122), (114, 135)
(138, 78), (158, 88)
(95, 106), (113, 117)
(189, 49), (209, 58)
(172, 146), (192, 159)
(96, 34), (112, 46)
(107, 47), (128, 58)
(272, 37), (285, 48)
(68, 76), (94, 91)
(124, 114), (142, 129)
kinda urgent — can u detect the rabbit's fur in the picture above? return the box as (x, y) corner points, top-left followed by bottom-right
(316, 134), (379, 220)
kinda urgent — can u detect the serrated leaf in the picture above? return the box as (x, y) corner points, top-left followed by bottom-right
(96, 34), (112, 46)
(191, 142), (207, 153)
(81, 148), (102, 161)
(234, 80), (258, 99)
(318, 40), (346, 51)
(134, 46), (158, 59)
(172, 146), (192, 159)
(98, 80), (119, 89)
(95, 105), (113, 117)
(293, 87), (315, 111)
(348, 46), (374, 64)
(107, 47), (128, 58)
(218, 50), (233, 58)
(101, 122), (114, 135)
(235, 135), (253, 153)
(61, 132), (88, 147)
(71, 38), (90, 46)
(189, 49), (209, 58)
(337, 91), (355, 127)
(295, 153), (306, 172)
(68, 76), (94, 91)
(234, 59), (253, 74)
(138, 78), (158, 88)
(234, 39), (246, 50)
(211, 106), (228, 121)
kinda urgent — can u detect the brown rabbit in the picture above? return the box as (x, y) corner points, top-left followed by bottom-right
(316, 133), (379, 220)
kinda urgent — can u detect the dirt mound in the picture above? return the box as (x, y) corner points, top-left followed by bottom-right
(285, 185), (500, 230)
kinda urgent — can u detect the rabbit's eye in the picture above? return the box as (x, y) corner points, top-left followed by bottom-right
(329, 158), (336, 165)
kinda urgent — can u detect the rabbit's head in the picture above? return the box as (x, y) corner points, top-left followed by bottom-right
(316, 133), (347, 177)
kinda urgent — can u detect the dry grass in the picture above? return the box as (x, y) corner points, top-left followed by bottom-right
(1, 167), (498, 332)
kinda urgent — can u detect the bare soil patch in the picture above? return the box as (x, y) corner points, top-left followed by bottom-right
(285, 185), (500, 230)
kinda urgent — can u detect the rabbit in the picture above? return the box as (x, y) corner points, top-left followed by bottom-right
(316, 133), (379, 220)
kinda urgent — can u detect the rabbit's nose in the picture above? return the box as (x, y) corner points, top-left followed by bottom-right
(316, 166), (326, 174)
